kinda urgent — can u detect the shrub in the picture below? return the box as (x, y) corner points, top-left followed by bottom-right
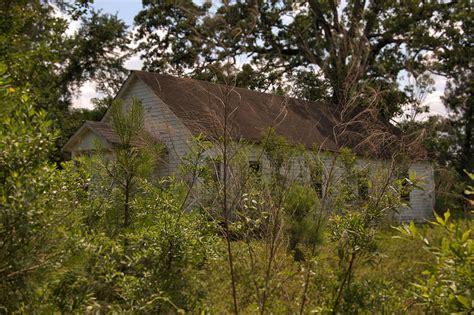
(396, 172), (474, 313)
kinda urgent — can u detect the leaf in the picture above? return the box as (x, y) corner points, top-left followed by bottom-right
(462, 230), (471, 242)
(464, 169), (474, 181)
(435, 212), (445, 226)
(464, 189), (474, 195)
(409, 221), (418, 238)
(443, 211), (451, 223)
(455, 295), (470, 308)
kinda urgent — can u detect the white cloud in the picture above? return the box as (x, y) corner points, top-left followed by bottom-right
(422, 91), (448, 117)
(124, 53), (143, 70)
(71, 81), (103, 109)
(397, 71), (448, 120)
(420, 74), (448, 119)
(66, 19), (82, 36)
(72, 52), (143, 109)
(51, 4), (82, 36)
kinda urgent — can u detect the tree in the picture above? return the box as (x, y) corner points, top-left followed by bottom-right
(49, 99), (216, 313)
(0, 1), (130, 109)
(0, 64), (89, 312)
(134, 0), (454, 119)
(433, 0), (474, 176)
(103, 98), (160, 230)
(0, 0), (130, 159)
(443, 74), (473, 176)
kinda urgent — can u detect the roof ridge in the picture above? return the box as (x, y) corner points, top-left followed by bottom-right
(86, 120), (110, 125)
(131, 70), (322, 106)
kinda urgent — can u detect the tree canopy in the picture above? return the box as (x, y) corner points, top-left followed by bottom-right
(134, 0), (467, 119)
(0, 0), (131, 159)
(1, 1), (130, 110)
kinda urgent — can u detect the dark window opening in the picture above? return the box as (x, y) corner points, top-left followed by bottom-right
(359, 182), (369, 200)
(401, 180), (411, 202)
(312, 179), (323, 198)
(249, 160), (261, 176)
(75, 150), (96, 159)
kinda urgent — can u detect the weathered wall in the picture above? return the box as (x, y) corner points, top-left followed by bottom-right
(113, 77), (194, 177)
(398, 162), (435, 221)
(99, 76), (436, 222)
(70, 130), (111, 159)
(199, 145), (435, 221)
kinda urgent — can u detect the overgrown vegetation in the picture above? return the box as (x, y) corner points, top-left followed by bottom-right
(1, 76), (472, 312)
(1, 0), (472, 313)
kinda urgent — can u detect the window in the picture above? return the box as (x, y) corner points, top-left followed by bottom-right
(308, 159), (324, 198)
(73, 149), (98, 160)
(312, 178), (323, 198)
(249, 160), (261, 176)
(359, 181), (369, 200)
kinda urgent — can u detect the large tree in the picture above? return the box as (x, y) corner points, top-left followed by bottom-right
(443, 73), (473, 175)
(0, 0), (131, 159)
(1, 1), (130, 110)
(134, 0), (458, 119)
(434, 1), (473, 175)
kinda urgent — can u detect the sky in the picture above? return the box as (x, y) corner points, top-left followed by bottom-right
(93, 0), (141, 26)
(71, 0), (449, 118)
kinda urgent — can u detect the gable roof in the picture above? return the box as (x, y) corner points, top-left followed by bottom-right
(86, 121), (121, 144)
(133, 70), (345, 151)
(63, 121), (119, 152)
(97, 70), (425, 159)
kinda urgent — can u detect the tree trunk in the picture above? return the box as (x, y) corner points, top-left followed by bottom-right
(461, 99), (474, 174)
(124, 181), (130, 228)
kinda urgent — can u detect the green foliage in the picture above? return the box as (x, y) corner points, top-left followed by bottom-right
(179, 130), (419, 313)
(2, 1), (472, 313)
(111, 98), (144, 146)
(96, 98), (165, 232)
(0, 76), (220, 312)
(0, 0), (130, 161)
(134, 0), (456, 116)
(43, 107), (218, 313)
(324, 150), (410, 312)
(0, 70), (89, 312)
(50, 179), (218, 313)
(283, 183), (321, 260)
(397, 213), (473, 313)
(396, 173), (474, 313)
(0, 98), (57, 183)
(0, 1), (129, 106)
(1, 86), (469, 313)
(436, 1), (473, 177)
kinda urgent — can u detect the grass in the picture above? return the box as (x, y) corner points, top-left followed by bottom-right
(201, 222), (443, 314)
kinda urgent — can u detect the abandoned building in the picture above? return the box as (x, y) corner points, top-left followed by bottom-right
(63, 70), (435, 221)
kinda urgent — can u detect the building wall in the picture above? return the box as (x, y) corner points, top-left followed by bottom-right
(199, 144), (435, 222)
(70, 130), (111, 159)
(399, 162), (435, 221)
(115, 77), (194, 177)
(105, 76), (436, 222)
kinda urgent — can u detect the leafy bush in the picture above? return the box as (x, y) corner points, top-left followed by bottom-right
(396, 172), (474, 313)
(0, 69), (89, 312)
